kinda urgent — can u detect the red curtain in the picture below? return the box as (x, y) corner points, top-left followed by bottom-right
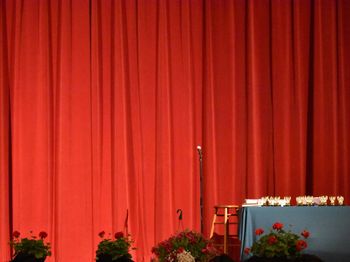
(1, 0), (350, 261)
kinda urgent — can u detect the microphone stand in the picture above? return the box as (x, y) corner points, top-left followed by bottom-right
(197, 146), (203, 234)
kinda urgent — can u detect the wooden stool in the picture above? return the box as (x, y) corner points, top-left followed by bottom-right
(210, 205), (240, 254)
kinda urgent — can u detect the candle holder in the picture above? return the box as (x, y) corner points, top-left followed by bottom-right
(329, 196), (336, 206)
(268, 196), (275, 206)
(305, 196), (314, 206)
(274, 196), (281, 206)
(284, 196), (291, 206)
(259, 196), (269, 206)
(337, 196), (344, 205)
(319, 196), (328, 206)
(296, 196), (305, 206)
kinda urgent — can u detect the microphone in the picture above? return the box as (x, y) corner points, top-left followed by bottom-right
(197, 146), (202, 159)
(197, 145), (204, 234)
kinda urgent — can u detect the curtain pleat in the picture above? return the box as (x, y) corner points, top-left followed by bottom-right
(0, 1), (11, 260)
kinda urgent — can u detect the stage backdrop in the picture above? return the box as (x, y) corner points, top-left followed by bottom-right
(1, 0), (350, 261)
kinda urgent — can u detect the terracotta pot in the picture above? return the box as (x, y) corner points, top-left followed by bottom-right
(245, 254), (323, 262)
(11, 253), (46, 262)
(96, 254), (133, 262)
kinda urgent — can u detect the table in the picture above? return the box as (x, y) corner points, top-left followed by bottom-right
(239, 206), (350, 262)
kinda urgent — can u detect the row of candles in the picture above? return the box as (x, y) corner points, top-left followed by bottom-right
(259, 195), (345, 206)
(296, 195), (344, 206)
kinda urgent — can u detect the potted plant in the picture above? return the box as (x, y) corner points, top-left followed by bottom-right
(243, 222), (322, 261)
(96, 231), (135, 261)
(9, 231), (51, 262)
(151, 229), (219, 261)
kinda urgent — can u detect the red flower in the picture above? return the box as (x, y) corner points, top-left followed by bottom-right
(13, 231), (20, 238)
(98, 231), (105, 238)
(161, 241), (172, 252)
(177, 232), (187, 240)
(151, 246), (159, 256)
(272, 222), (284, 231)
(185, 232), (196, 243)
(39, 231), (48, 239)
(177, 247), (184, 253)
(114, 231), (124, 239)
(255, 228), (264, 235)
(296, 240), (308, 251)
(244, 247), (251, 254)
(301, 230), (310, 239)
(268, 235), (278, 245)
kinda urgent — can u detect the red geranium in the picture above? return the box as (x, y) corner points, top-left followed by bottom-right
(246, 222), (310, 259)
(98, 231), (105, 238)
(268, 235), (278, 245)
(272, 222), (283, 231)
(296, 240), (308, 251)
(12, 231), (20, 238)
(177, 247), (184, 253)
(39, 231), (48, 239)
(114, 231), (124, 239)
(255, 228), (264, 235)
(301, 230), (310, 239)
(9, 231), (51, 259)
(96, 231), (134, 261)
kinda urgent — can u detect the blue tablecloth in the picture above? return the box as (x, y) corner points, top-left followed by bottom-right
(239, 206), (350, 262)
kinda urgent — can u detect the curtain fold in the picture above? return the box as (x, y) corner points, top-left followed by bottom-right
(0, 1), (11, 260)
(1, 1), (350, 261)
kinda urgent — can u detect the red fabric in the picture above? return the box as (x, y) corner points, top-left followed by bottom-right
(1, 0), (350, 261)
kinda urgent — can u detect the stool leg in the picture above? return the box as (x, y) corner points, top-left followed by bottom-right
(210, 213), (217, 239)
(224, 207), (228, 253)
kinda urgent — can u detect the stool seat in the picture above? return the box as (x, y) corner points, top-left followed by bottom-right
(210, 204), (240, 254)
(214, 205), (238, 208)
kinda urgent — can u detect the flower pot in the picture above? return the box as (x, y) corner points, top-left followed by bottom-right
(210, 254), (235, 261)
(246, 257), (292, 262)
(11, 253), (46, 262)
(245, 254), (323, 262)
(96, 254), (133, 262)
